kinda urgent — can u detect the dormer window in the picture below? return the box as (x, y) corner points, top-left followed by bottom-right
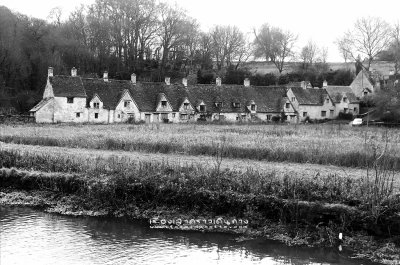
(183, 103), (189, 110)
(199, 105), (206, 112)
(215, 102), (223, 108)
(93, 102), (100, 109)
(124, 101), (130, 107)
(291, 97), (295, 102)
(285, 103), (290, 109)
(343, 97), (347, 102)
(326, 98), (330, 103)
(364, 92), (368, 96)
(233, 102), (241, 108)
(161, 101), (167, 107)
(67, 97), (74, 103)
(250, 104), (256, 111)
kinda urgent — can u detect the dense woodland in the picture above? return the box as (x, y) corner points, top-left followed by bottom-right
(0, 0), (399, 114)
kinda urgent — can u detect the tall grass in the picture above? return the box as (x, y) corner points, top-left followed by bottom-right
(1, 123), (400, 170)
(1, 148), (399, 235)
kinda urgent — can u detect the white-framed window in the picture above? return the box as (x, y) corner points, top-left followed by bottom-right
(251, 104), (256, 111)
(285, 103), (290, 109)
(321, 111), (326, 117)
(161, 101), (167, 107)
(94, 113), (99, 119)
(124, 101), (130, 107)
(215, 102), (223, 108)
(199, 105), (206, 112)
(67, 97), (74, 103)
(76, 112), (80, 118)
(180, 114), (188, 120)
(233, 102), (241, 108)
(93, 102), (100, 109)
(183, 103), (189, 110)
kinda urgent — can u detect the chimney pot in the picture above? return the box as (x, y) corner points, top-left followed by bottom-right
(131, 73), (136, 84)
(103, 71), (108, 82)
(165, 77), (170, 85)
(216, 77), (221, 86)
(244, 78), (250, 87)
(48, 67), (53, 77)
(182, 77), (188, 87)
(71, 67), (77, 77)
(323, 80), (327, 87)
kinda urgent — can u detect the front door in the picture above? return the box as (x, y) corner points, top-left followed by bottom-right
(145, 114), (151, 123)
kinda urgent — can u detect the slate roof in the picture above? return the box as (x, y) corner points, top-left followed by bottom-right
(325, 86), (359, 103)
(290, 88), (329, 105)
(82, 78), (135, 109)
(49, 76), (86, 97)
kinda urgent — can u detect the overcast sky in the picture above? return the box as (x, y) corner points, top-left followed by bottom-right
(1, 0), (399, 62)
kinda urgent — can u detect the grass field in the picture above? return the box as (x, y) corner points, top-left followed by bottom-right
(1, 122), (400, 258)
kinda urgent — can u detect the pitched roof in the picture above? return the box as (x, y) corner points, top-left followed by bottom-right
(49, 76), (86, 97)
(30, 98), (52, 112)
(82, 78), (135, 109)
(325, 86), (359, 103)
(290, 88), (328, 105)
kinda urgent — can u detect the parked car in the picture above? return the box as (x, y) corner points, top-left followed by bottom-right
(350, 118), (363, 126)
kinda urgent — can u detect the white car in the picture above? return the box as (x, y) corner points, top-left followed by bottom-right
(350, 118), (363, 126)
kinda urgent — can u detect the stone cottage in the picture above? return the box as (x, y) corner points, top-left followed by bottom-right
(324, 82), (360, 118)
(286, 86), (335, 122)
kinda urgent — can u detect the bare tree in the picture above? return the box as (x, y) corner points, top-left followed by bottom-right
(210, 25), (246, 70)
(337, 16), (392, 71)
(299, 40), (318, 71)
(391, 22), (400, 76)
(253, 24), (297, 74)
(48, 7), (63, 27)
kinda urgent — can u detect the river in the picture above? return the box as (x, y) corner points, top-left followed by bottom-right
(0, 206), (379, 265)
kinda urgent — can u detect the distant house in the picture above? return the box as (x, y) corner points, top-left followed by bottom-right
(325, 83), (360, 117)
(350, 70), (375, 98)
(287, 86), (335, 121)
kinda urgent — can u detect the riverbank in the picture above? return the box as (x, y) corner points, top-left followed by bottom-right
(1, 165), (400, 264)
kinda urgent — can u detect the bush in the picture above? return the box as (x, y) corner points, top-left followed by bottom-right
(338, 112), (354, 120)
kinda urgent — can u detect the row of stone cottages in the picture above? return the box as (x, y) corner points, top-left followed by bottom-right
(29, 67), (373, 123)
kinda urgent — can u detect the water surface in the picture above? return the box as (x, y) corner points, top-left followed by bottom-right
(0, 206), (377, 265)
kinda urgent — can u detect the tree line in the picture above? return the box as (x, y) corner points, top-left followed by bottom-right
(0, 0), (399, 113)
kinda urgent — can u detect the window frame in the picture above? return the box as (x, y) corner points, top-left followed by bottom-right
(94, 113), (99, 119)
(67, 97), (74, 104)
(321, 111), (327, 117)
(161, 100), (167, 107)
(199, 105), (206, 112)
(93, 102), (100, 109)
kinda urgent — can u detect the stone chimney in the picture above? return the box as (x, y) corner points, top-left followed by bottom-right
(165, 77), (170, 85)
(131, 73), (136, 84)
(71, 67), (77, 77)
(300, 81), (306, 90)
(103, 71), (108, 82)
(48, 67), (53, 77)
(216, 77), (221, 86)
(244, 78), (250, 87)
(182, 77), (188, 87)
(323, 80), (327, 87)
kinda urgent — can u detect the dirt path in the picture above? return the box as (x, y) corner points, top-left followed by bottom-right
(1, 141), (399, 187)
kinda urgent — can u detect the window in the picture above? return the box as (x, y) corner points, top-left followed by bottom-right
(354, 107), (357, 113)
(117, 114), (121, 118)
(326, 98), (330, 103)
(172, 113), (176, 118)
(199, 105), (206, 112)
(161, 113), (168, 120)
(291, 97), (295, 102)
(303, 112), (307, 117)
(161, 101), (167, 107)
(183, 103), (189, 110)
(344, 108), (348, 113)
(94, 113), (99, 119)
(124, 101), (130, 107)
(93, 102), (100, 109)
(330, 110), (334, 117)
(364, 92), (368, 96)
(233, 102), (241, 108)
(180, 114), (188, 120)
(76, 113), (80, 118)
(67, 97), (74, 103)
(215, 102), (223, 108)
(321, 111), (326, 117)
(267, 115), (271, 121)
(285, 103), (290, 109)
(250, 104), (256, 111)
(343, 97), (347, 102)
(236, 116), (239, 121)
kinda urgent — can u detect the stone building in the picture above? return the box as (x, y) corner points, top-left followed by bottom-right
(325, 83), (360, 117)
(350, 70), (375, 98)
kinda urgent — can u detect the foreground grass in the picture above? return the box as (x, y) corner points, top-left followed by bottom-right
(1, 123), (400, 170)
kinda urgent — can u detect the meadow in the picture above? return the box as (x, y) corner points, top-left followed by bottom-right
(1, 122), (400, 261)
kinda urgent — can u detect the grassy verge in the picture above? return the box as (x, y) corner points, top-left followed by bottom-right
(1, 123), (400, 170)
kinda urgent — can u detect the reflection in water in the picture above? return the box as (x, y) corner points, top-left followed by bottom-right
(0, 206), (377, 265)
